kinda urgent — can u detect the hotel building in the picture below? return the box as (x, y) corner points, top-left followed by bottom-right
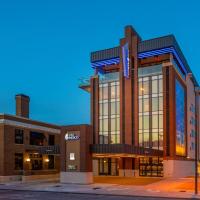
(79, 25), (200, 178)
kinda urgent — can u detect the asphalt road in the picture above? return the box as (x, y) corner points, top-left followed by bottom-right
(0, 190), (190, 200)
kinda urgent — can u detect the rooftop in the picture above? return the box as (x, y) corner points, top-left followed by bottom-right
(90, 28), (199, 86)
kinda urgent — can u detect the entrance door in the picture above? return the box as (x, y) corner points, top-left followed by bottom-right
(30, 154), (43, 170)
(99, 158), (119, 176)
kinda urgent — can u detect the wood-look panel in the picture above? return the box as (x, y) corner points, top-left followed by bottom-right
(90, 76), (99, 144)
(119, 26), (140, 145)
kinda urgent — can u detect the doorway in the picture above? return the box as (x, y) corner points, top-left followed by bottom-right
(99, 158), (119, 176)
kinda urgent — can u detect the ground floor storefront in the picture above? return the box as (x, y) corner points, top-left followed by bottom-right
(0, 150), (60, 182)
(93, 157), (164, 178)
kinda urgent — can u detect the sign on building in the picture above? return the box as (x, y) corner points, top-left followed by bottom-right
(122, 42), (130, 78)
(65, 133), (80, 141)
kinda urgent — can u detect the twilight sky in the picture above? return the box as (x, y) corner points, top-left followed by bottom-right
(0, 0), (200, 125)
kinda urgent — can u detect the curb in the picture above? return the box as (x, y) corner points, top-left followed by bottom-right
(0, 188), (198, 199)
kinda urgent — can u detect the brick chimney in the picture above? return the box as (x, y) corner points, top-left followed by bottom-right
(15, 94), (30, 118)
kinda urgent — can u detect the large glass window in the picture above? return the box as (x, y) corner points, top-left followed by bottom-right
(99, 72), (120, 144)
(175, 79), (186, 156)
(30, 132), (45, 146)
(139, 157), (163, 177)
(138, 65), (163, 150)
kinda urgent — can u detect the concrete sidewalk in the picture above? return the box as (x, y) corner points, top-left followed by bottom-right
(0, 178), (200, 199)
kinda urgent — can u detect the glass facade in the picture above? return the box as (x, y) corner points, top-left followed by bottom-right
(99, 72), (120, 144)
(138, 65), (163, 150)
(175, 79), (186, 156)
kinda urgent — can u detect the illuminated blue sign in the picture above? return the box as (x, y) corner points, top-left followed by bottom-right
(122, 43), (130, 78)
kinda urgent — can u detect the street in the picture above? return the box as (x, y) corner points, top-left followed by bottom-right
(0, 190), (190, 200)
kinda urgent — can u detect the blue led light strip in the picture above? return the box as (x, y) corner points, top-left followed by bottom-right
(91, 47), (188, 75)
(92, 57), (120, 68)
(138, 47), (187, 74)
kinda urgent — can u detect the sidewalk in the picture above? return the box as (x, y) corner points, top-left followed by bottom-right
(0, 177), (199, 199)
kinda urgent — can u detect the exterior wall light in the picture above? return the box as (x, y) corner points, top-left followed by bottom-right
(26, 158), (30, 162)
(45, 158), (49, 162)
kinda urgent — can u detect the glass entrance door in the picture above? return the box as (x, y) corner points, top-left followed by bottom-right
(99, 158), (119, 176)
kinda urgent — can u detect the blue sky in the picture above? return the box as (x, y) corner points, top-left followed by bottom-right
(0, 0), (200, 125)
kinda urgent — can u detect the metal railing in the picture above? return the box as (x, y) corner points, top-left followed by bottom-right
(78, 77), (90, 87)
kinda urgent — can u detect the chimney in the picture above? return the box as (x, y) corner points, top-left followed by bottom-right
(15, 94), (30, 118)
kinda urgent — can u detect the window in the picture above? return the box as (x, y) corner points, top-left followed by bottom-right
(139, 157), (163, 177)
(15, 129), (24, 144)
(99, 73), (120, 144)
(138, 66), (163, 150)
(191, 142), (195, 151)
(152, 97), (158, 112)
(15, 153), (23, 170)
(30, 131), (45, 146)
(175, 79), (186, 156)
(48, 155), (55, 169)
(48, 135), (55, 146)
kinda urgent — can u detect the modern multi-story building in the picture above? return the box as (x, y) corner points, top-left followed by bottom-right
(79, 25), (200, 178)
(0, 94), (61, 182)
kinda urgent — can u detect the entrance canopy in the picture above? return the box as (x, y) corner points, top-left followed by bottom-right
(90, 144), (163, 158)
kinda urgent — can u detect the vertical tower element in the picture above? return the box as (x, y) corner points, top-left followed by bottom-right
(119, 25), (141, 145)
(15, 94), (30, 118)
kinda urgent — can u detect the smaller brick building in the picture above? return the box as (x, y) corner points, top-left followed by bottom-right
(0, 94), (61, 182)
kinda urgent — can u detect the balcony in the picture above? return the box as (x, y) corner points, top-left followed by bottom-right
(78, 77), (90, 92)
(24, 144), (60, 155)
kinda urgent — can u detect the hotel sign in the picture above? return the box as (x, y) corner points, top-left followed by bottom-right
(122, 42), (130, 78)
(65, 133), (80, 141)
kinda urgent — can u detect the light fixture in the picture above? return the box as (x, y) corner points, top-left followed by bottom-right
(26, 158), (30, 162)
(45, 158), (49, 162)
(140, 87), (144, 91)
